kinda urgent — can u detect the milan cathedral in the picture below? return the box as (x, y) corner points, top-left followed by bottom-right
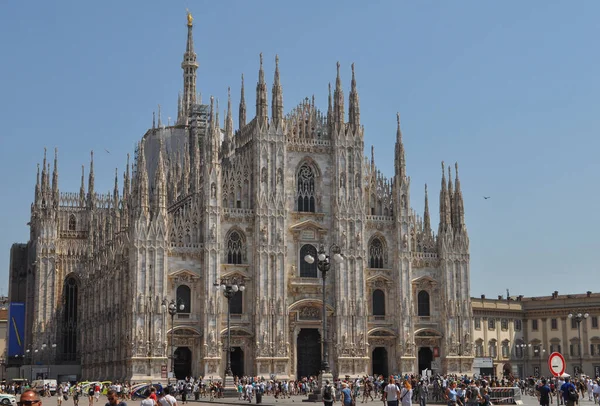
(16, 12), (473, 381)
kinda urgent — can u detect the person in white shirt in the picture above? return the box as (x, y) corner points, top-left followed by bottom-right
(592, 380), (600, 404)
(158, 388), (178, 406)
(383, 377), (400, 406)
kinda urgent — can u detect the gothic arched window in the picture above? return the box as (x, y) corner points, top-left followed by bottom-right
(372, 289), (385, 316)
(230, 291), (243, 315)
(62, 276), (78, 361)
(369, 238), (384, 268)
(68, 215), (76, 231)
(417, 290), (430, 316)
(176, 285), (191, 313)
(297, 164), (315, 212)
(226, 231), (245, 264)
(300, 244), (318, 278)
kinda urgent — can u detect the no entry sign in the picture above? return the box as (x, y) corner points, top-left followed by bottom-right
(548, 352), (566, 377)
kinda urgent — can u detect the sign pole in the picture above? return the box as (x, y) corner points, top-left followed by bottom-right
(548, 352), (566, 406)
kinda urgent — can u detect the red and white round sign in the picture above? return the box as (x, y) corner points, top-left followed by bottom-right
(548, 352), (566, 377)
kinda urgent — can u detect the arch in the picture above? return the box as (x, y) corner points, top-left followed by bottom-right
(299, 244), (318, 278)
(372, 289), (385, 316)
(368, 235), (386, 268)
(414, 328), (443, 338)
(417, 290), (430, 316)
(225, 228), (246, 264)
(68, 214), (76, 231)
(62, 275), (79, 361)
(288, 298), (335, 313)
(176, 284), (191, 313)
(169, 326), (202, 335)
(296, 158), (320, 213)
(218, 326), (254, 337)
(367, 327), (397, 337)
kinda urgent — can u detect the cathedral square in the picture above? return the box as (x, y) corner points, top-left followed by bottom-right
(4, 12), (599, 383)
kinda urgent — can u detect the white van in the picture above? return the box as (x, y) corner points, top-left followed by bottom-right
(32, 380), (57, 396)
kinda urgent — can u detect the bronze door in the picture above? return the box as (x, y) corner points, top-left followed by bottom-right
(297, 328), (321, 379)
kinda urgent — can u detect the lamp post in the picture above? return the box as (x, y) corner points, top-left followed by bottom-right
(304, 244), (343, 376)
(568, 312), (589, 376)
(214, 277), (245, 379)
(168, 299), (185, 383)
(518, 343), (531, 377)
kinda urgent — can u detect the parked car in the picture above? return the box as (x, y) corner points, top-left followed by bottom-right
(0, 394), (17, 406)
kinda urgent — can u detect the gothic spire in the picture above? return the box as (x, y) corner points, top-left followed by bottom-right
(137, 141), (149, 215)
(256, 53), (268, 126)
(271, 55), (283, 125)
(423, 183), (432, 236)
(52, 147), (59, 203)
(448, 165), (455, 228)
(123, 153), (130, 201)
(348, 63), (360, 129)
(157, 105), (162, 128)
(333, 62), (345, 127)
(239, 73), (246, 128)
(454, 162), (466, 231)
(438, 161), (451, 233)
(41, 148), (48, 194)
(180, 10), (198, 124)
(88, 151), (95, 207)
(153, 140), (167, 212)
(182, 140), (189, 196)
(394, 113), (406, 182)
(79, 165), (85, 205)
(35, 163), (41, 204)
(225, 87), (234, 153)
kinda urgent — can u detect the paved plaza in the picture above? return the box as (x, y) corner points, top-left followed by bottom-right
(17, 392), (595, 406)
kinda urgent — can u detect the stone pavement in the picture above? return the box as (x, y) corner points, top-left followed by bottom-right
(23, 393), (595, 406)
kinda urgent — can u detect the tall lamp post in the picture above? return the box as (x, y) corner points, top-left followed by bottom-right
(168, 299), (185, 383)
(214, 277), (245, 379)
(568, 312), (589, 376)
(518, 343), (531, 377)
(304, 244), (343, 383)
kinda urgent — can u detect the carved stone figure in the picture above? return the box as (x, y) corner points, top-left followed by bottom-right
(211, 182), (216, 199)
(210, 224), (216, 241)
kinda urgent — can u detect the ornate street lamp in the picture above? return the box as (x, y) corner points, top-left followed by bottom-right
(168, 299), (185, 383)
(214, 277), (245, 378)
(568, 312), (589, 376)
(304, 244), (343, 374)
(517, 343), (531, 377)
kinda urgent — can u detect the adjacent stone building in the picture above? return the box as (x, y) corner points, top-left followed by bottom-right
(472, 292), (600, 379)
(8, 13), (473, 381)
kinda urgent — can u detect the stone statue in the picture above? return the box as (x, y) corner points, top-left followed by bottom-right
(209, 296), (215, 314)
(138, 294), (144, 313)
(260, 225), (268, 243)
(262, 330), (268, 346)
(342, 332), (348, 347)
(357, 333), (364, 349)
(341, 231), (347, 248)
(278, 330), (285, 348)
(355, 232), (362, 247)
(211, 183), (216, 199)
(277, 168), (283, 184)
(210, 224), (216, 241)
(155, 328), (162, 344)
(209, 330), (216, 351)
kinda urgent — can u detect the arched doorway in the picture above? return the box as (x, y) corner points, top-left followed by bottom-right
(418, 347), (433, 373)
(297, 328), (321, 379)
(372, 347), (388, 377)
(231, 347), (244, 378)
(174, 347), (192, 379)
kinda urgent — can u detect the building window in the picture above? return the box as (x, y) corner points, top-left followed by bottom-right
(532, 319), (539, 331)
(592, 316), (599, 329)
(62, 276), (78, 361)
(501, 319), (508, 331)
(230, 291), (243, 315)
(226, 230), (245, 264)
(572, 318), (578, 329)
(68, 214), (76, 231)
(417, 290), (430, 317)
(475, 340), (484, 357)
(488, 319), (496, 330)
(300, 244), (318, 278)
(297, 164), (315, 212)
(515, 319), (522, 331)
(502, 341), (510, 358)
(550, 343), (562, 354)
(176, 285), (191, 313)
(474, 318), (481, 329)
(590, 343), (600, 356)
(489, 341), (498, 358)
(369, 238), (385, 268)
(515, 344), (524, 359)
(372, 289), (385, 316)
(570, 342), (581, 357)
(551, 318), (558, 330)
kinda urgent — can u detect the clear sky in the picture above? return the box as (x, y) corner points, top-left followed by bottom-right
(1, 1), (598, 298)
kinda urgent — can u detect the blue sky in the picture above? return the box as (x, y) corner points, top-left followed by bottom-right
(0, 1), (598, 298)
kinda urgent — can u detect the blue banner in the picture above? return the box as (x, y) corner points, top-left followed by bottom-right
(7, 302), (25, 357)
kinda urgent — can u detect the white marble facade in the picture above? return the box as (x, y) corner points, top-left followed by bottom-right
(20, 13), (473, 381)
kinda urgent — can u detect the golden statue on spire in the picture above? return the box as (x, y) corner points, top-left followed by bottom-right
(186, 9), (193, 27)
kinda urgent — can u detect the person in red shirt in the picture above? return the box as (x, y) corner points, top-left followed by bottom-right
(148, 387), (157, 402)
